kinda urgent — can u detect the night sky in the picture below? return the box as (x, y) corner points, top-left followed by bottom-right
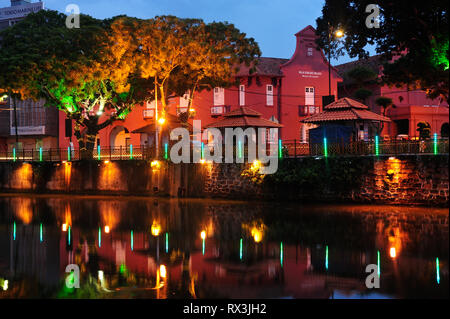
(0, 0), (376, 64)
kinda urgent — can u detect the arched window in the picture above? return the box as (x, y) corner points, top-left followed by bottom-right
(441, 123), (449, 138)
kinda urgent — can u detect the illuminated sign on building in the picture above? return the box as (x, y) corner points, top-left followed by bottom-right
(0, 2), (44, 21)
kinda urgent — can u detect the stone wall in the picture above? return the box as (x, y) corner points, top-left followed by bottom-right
(0, 155), (448, 206)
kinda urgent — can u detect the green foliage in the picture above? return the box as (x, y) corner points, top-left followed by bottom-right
(417, 121), (431, 139)
(375, 96), (393, 109)
(263, 158), (372, 200)
(316, 0), (449, 104)
(345, 66), (377, 83)
(353, 87), (373, 102)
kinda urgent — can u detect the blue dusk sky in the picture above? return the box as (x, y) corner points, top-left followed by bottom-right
(0, 0), (376, 65)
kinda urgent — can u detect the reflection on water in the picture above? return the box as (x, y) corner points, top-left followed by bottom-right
(0, 195), (448, 299)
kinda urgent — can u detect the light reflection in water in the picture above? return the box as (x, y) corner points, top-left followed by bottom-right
(0, 197), (448, 299)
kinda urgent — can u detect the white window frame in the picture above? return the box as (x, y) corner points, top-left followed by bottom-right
(239, 85), (245, 106)
(307, 47), (313, 56)
(266, 85), (274, 106)
(213, 87), (225, 106)
(305, 87), (315, 106)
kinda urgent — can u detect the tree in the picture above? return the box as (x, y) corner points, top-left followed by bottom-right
(315, 0), (449, 104)
(0, 11), (147, 158)
(375, 96), (394, 133)
(132, 16), (260, 119)
(345, 66), (377, 103)
(417, 121), (431, 139)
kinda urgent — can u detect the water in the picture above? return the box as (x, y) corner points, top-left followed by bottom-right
(0, 194), (448, 299)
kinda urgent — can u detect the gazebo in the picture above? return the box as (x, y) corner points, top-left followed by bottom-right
(301, 97), (390, 143)
(204, 107), (283, 151)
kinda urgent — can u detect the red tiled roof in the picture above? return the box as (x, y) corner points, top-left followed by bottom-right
(302, 98), (390, 123)
(325, 97), (369, 110)
(223, 106), (262, 117)
(205, 107), (283, 128)
(235, 57), (288, 77)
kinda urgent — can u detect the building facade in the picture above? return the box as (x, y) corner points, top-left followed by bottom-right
(0, 1), (57, 152)
(335, 55), (449, 139)
(59, 25), (342, 150)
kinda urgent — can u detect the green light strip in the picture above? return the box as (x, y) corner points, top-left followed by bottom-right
(165, 232), (169, 253)
(202, 238), (205, 255)
(375, 135), (379, 156)
(201, 142), (204, 160)
(278, 139), (282, 159)
(13, 221), (16, 240)
(436, 257), (440, 284)
(325, 245), (328, 270)
(131, 230), (133, 251)
(280, 242), (283, 267)
(434, 133), (438, 155)
(39, 147), (43, 162)
(238, 141), (242, 158)
(130, 144), (133, 159)
(67, 147), (71, 161)
(13, 148), (16, 162)
(98, 227), (101, 247)
(164, 143), (168, 160)
(239, 238), (243, 260)
(97, 145), (101, 161)
(68, 226), (71, 245)
(40, 223), (43, 242)
(323, 138), (328, 157)
(377, 250), (381, 277)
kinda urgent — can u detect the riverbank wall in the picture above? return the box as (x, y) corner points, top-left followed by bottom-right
(0, 155), (448, 206)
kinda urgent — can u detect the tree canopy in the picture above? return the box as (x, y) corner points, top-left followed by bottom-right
(315, 0), (449, 104)
(0, 10), (260, 157)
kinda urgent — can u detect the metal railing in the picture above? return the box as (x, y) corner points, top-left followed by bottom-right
(0, 138), (448, 162)
(282, 138), (449, 157)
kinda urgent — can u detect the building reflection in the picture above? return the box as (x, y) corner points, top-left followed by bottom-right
(0, 197), (448, 298)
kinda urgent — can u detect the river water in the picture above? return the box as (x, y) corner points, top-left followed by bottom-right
(0, 194), (448, 299)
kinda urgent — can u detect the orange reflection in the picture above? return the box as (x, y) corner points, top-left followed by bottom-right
(242, 220), (266, 243)
(63, 203), (72, 231)
(12, 197), (33, 224)
(12, 163), (32, 189)
(99, 201), (120, 233)
(99, 161), (122, 190)
(386, 157), (402, 183)
(64, 161), (72, 186)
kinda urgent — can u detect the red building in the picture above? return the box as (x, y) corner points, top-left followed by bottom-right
(58, 25), (343, 150)
(335, 55), (449, 139)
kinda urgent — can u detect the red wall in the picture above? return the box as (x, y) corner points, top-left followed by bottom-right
(58, 25), (343, 149)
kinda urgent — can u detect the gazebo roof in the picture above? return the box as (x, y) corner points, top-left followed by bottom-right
(205, 107), (283, 129)
(301, 98), (391, 124)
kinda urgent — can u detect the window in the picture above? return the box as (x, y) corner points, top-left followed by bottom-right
(307, 47), (313, 56)
(213, 87), (224, 106)
(305, 87), (314, 105)
(266, 85), (274, 106)
(239, 85), (245, 106)
(143, 100), (155, 118)
(211, 106), (224, 115)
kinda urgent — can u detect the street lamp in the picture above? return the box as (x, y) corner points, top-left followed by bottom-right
(327, 25), (344, 97)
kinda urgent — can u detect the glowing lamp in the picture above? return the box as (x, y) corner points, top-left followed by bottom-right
(104, 225), (110, 233)
(200, 230), (206, 240)
(251, 160), (261, 172)
(189, 108), (195, 113)
(104, 160), (110, 164)
(158, 117), (166, 125)
(151, 221), (161, 237)
(389, 247), (396, 258)
(62, 223), (68, 232)
(159, 265), (167, 279)
(251, 227), (263, 243)
(151, 160), (161, 170)
(200, 159), (206, 164)
(335, 30), (344, 38)
(98, 270), (104, 282)
(2, 280), (8, 291)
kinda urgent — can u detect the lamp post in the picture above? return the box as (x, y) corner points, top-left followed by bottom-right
(327, 25), (344, 97)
